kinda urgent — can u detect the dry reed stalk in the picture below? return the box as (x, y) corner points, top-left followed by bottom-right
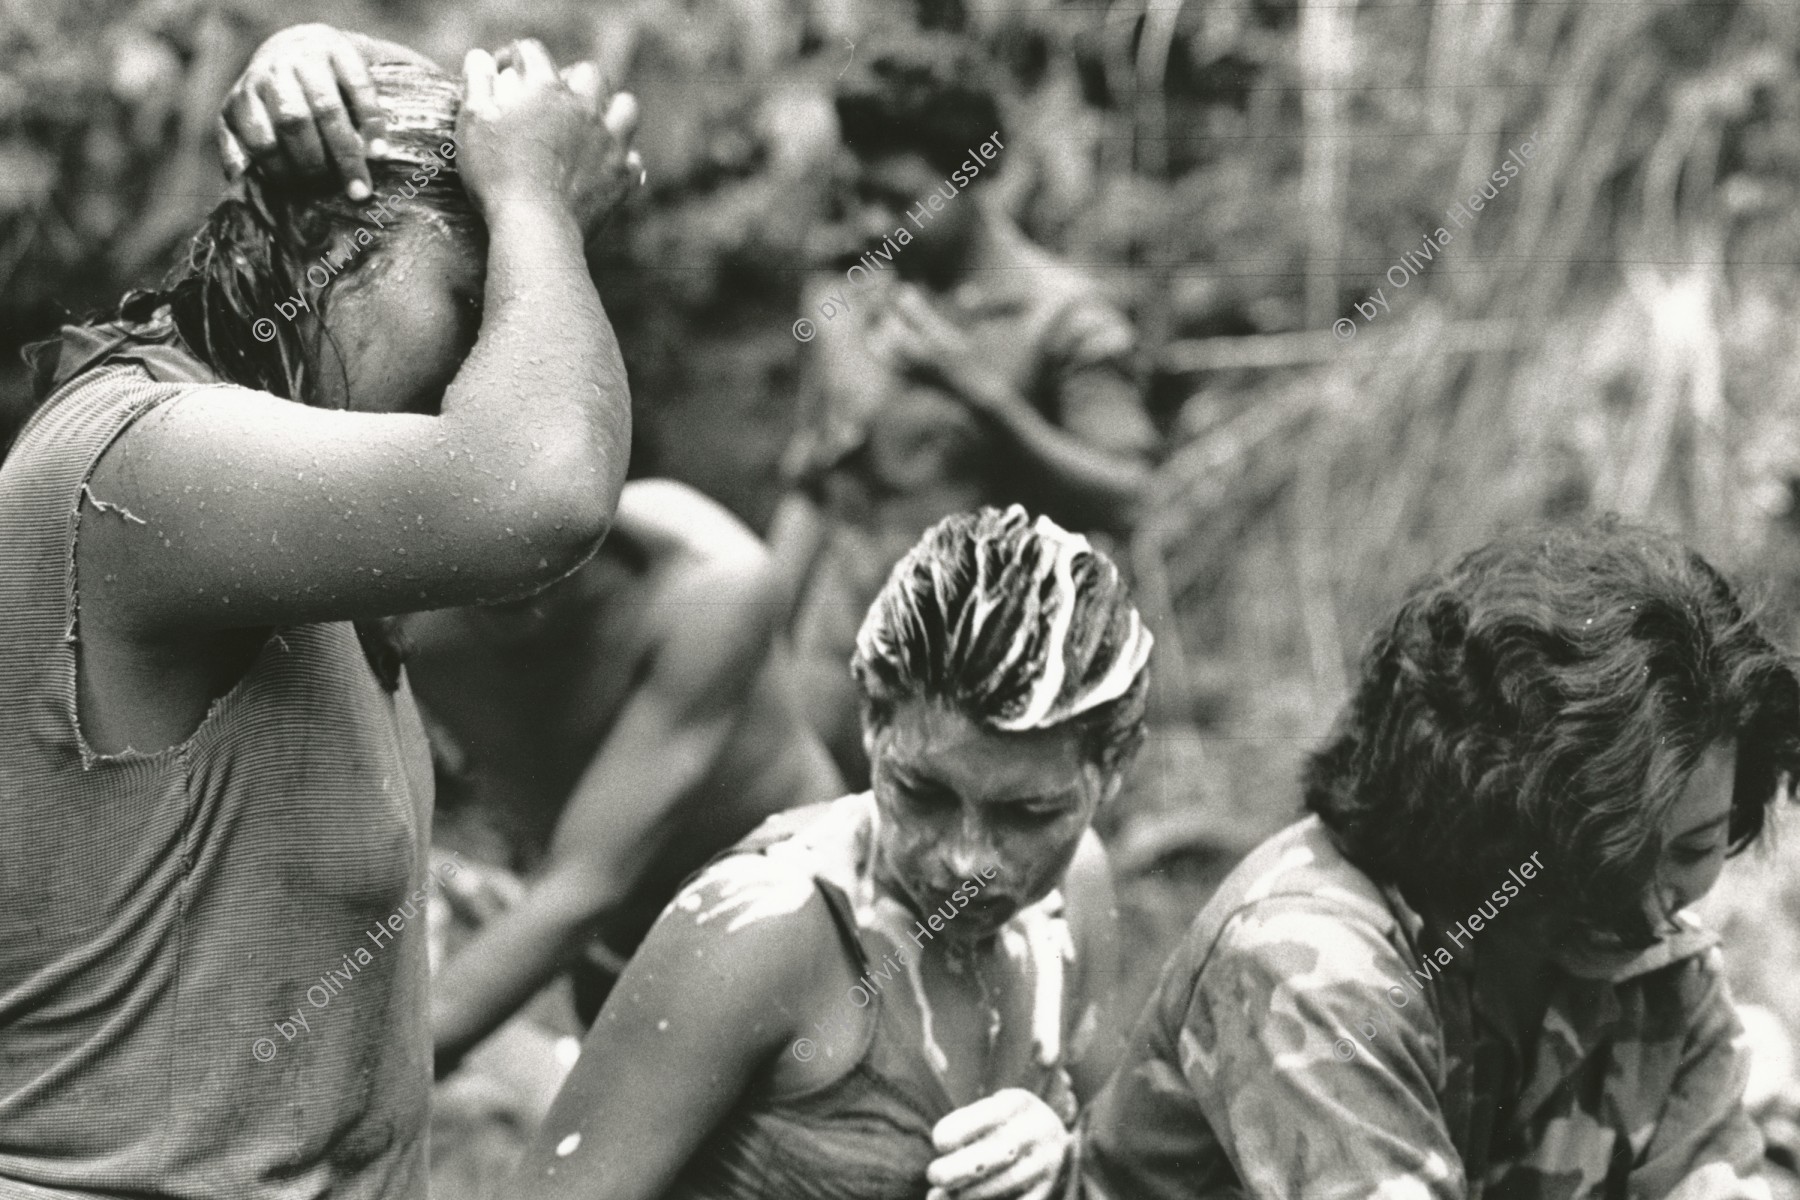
(1297, 0), (1348, 329)
(1290, 435), (1348, 713)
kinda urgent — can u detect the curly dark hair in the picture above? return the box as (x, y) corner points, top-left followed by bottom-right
(833, 32), (1006, 178)
(1304, 518), (1800, 942)
(851, 506), (1152, 774)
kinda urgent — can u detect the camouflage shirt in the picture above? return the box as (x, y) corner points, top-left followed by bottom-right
(1081, 816), (1767, 1200)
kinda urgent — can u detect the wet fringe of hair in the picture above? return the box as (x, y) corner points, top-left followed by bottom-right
(170, 188), (309, 401)
(113, 185), (312, 405)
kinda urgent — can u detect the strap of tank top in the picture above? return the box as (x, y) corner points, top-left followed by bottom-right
(810, 875), (873, 978)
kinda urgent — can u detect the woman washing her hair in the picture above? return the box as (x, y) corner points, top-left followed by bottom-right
(1082, 521), (1800, 1200)
(508, 505), (1153, 1200)
(0, 31), (640, 1200)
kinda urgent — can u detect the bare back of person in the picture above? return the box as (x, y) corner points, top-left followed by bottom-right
(404, 479), (834, 869)
(401, 556), (654, 867)
(401, 479), (842, 1056)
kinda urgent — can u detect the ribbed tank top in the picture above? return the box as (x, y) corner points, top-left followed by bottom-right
(663, 796), (1079, 1200)
(0, 333), (434, 1199)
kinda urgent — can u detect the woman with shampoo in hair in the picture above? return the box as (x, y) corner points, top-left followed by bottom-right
(509, 505), (1154, 1200)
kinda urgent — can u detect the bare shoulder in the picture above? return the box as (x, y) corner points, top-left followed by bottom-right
(652, 850), (845, 989)
(616, 479), (763, 571)
(619, 853), (855, 1055)
(618, 482), (769, 636)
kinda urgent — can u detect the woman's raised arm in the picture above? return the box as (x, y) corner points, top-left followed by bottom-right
(82, 43), (637, 636)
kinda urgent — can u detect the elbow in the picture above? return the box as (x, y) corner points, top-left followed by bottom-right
(538, 485), (618, 578)
(507, 458), (625, 583)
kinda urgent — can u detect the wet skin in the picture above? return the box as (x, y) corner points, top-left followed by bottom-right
(865, 700), (1109, 942)
(76, 221), (493, 756)
(305, 220), (487, 417)
(398, 482), (839, 943)
(505, 701), (1122, 1200)
(843, 700), (1118, 1105)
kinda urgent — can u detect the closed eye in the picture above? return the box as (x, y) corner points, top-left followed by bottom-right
(895, 776), (956, 812)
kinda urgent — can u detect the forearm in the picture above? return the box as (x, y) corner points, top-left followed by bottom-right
(972, 382), (1148, 533)
(440, 200), (630, 545)
(757, 492), (830, 633)
(433, 871), (611, 1074)
(436, 743), (717, 1072)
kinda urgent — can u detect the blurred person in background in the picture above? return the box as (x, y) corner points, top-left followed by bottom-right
(402, 476), (843, 1076)
(0, 28), (640, 1200)
(1082, 520), (1800, 1200)
(509, 505), (1150, 1200)
(792, 32), (1160, 786)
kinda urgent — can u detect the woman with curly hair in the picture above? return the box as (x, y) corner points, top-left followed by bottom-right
(1082, 520), (1800, 1200)
(509, 505), (1152, 1200)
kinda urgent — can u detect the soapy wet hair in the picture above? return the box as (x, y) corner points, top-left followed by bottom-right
(852, 505), (1152, 773)
(122, 42), (479, 405)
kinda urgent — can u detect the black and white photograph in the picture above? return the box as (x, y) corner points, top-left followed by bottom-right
(8, 0), (1800, 1197)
